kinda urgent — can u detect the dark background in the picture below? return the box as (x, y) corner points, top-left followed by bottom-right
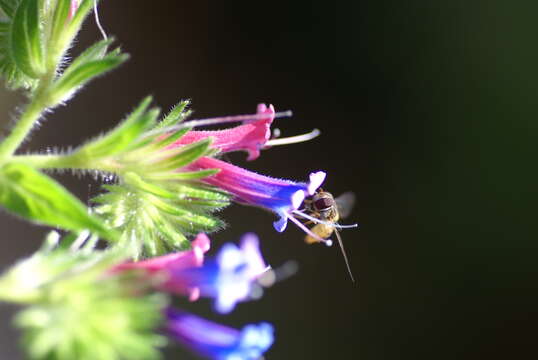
(1, 1), (538, 359)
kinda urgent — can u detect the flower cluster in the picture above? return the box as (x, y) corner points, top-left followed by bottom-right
(0, 0), (347, 356)
(101, 102), (329, 358)
(114, 233), (273, 359)
(176, 103), (330, 244)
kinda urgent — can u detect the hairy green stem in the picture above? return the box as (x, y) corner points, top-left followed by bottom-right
(15, 153), (119, 173)
(0, 75), (54, 160)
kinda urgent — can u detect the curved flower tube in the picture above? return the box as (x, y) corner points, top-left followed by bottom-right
(166, 308), (274, 360)
(111, 234), (211, 300)
(187, 157), (326, 238)
(170, 104), (275, 161)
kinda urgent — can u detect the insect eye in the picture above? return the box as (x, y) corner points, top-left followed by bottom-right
(313, 197), (333, 211)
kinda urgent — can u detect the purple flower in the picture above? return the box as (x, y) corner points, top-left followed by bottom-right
(166, 308), (274, 360)
(168, 233), (268, 314)
(186, 157), (327, 241)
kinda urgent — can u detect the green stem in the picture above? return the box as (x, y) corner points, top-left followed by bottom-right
(15, 153), (119, 173)
(0, 75), (54, 160)
(16, 153), (83, 169)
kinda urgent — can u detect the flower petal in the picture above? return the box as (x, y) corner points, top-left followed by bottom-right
(166, 308), (274, 360)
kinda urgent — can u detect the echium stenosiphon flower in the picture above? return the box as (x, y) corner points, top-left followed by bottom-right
(165, 308), (274, 360)
(160, 103), (331, 244)
(0, 231), (275, 360)
(87, 99), (328, 256)
(114, 233), (269, 314)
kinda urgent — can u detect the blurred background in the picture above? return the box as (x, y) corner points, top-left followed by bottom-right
(1, 0), (538, 359)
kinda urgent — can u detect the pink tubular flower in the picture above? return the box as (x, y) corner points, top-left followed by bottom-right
(112, 233), (211, 301)
(169, 104), (275, 161)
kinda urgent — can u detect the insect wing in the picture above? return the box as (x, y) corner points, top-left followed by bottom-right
(335, 192), (355, 219)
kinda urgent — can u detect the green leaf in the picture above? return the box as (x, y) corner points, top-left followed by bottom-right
(0, 162), (117, 241)
(9, 0), (45, 78)
(0, 0), (18, 18)
(0, 20), (9, 32)
(66, 38), (114, 70)
(49, 53), (129, 104)
(79, 97), (159, 159)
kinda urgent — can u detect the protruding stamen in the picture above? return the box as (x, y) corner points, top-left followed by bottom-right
(265, 129), (320, 147)
(143, 110), (293, 138)
(181, 110), (292, 129)
(287, 215), (332, 246)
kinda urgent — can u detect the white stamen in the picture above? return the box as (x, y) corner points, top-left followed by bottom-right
(265, 128), (320, 147)
(179, 110), (292, 129)
(93, 0), (107, 40)
(287, 214), (332, 246)
(293, 209), (359, 229)
(143, 110), (293, 139)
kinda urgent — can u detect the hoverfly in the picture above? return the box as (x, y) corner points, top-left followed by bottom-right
(296, 190), (358, 281)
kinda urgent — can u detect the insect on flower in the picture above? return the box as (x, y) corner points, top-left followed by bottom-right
(293, 190), (359, 282)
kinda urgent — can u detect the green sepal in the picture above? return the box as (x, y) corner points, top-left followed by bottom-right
(146, 137), (212, 173)
(76, 97), (159, 160)
(145, 168), (220, 181)
(47, 0), (99, 68)
(157, 100), (192, 129)
(94, 172), (229, 257)
(9, 0), (45, 78)
(65, 37), (114, 70)
(9, 240), (168, 360)
(0, 162), (117, 242)
(45, 0), (72, 69)
(48, 52), (129, 105)
(145, 127), (190, 151)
